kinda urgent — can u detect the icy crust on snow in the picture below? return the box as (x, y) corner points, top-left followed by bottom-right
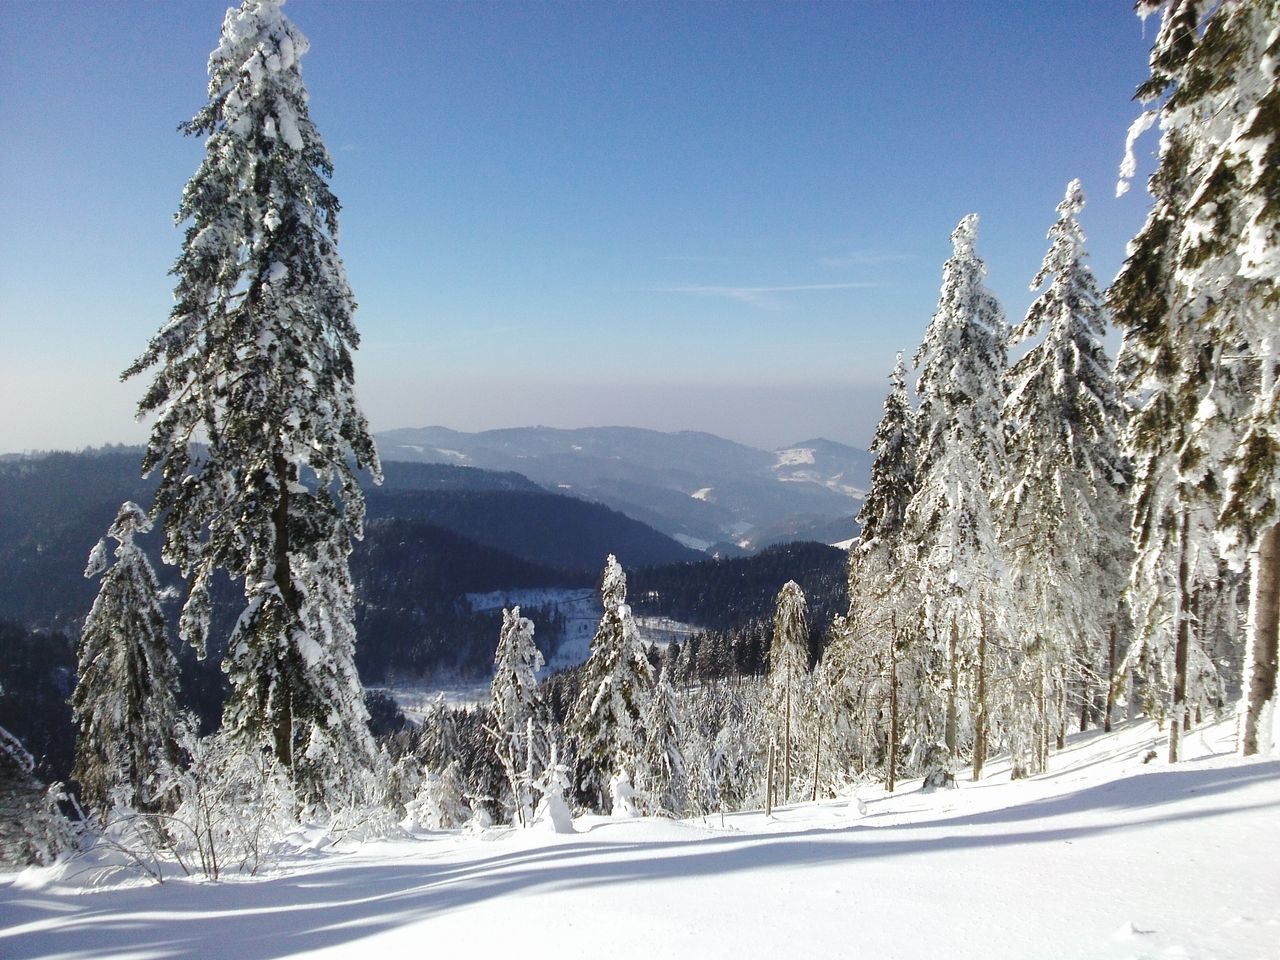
(3, 718), (1276, 960)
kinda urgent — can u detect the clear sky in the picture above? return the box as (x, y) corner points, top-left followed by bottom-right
(0, 0), (1161, 454)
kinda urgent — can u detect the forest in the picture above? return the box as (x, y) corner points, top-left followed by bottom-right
(0, 6), (1275, 940)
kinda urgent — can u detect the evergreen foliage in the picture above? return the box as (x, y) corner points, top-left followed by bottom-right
(903, 214), (1008, 770)
(1111, 0), (1279, 756)
(1002, 181), (1130, 775)
(124, 0), (379, 802)
(488, 607), (547, 826)
(567, 556), (654, 811)
(71, 503), (182, 816)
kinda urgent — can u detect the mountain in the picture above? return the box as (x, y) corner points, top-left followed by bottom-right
(0, 448), (696, 633)
(376, 426), (870, 553)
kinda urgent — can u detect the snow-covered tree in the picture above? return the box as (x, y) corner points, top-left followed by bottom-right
(1111, 0), (1277, 757)
(767, 581), (810, 808)
(123, 0), (380, 802)
(487, 607), (546, 826)
(636, 662), (687, 817)
(567, 556), (654, 812)
(831, 352), (924, 790)
(71, 502), (182, 817)
(903, 214), (1008, 778)
(1002, 181), (1130, 776)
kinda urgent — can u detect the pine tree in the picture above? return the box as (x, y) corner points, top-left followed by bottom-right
(1110, 0), (1277, 757)
(123, 0), (379, 802)
(767, 581), (810, 808)
(903, 214), (1008, 777)
(1002, 181), (1130, 775)
(71, 502), (182, 817)
(637, 662), (687, 817)
(487, 607), (547, 826)
(834, 352), (923, 790)
(567, 556), (654, 812)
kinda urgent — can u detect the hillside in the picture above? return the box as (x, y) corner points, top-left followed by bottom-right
(3, 718), (1273, 960)
(0, 449), (695, 631)
(376, 425), (870, 553)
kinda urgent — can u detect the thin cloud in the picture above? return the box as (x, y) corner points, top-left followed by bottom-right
(819, 251), (916, 268)
(656, 281), (879, 307)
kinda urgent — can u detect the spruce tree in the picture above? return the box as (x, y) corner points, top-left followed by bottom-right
(1110, 0), (1277, 757)
(72, 502), (182, 816)
(637, 662), (687, 817)
(567, 556), (654, 812)
(124, 0), (379, 802)
(1002, 181), (1130, 775)
(903, 214), (1008, 777)
(835, 352), (922, 790)
(767, 581), (810, 807)
(487, 607), (546, 826)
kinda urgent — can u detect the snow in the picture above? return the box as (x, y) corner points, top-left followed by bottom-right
(775, 447), (816, 467)
(3, 717), (1275, 959)
(673, 532), (714, 551)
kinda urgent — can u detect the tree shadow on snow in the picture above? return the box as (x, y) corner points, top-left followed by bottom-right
(1, 760), (1275, 960)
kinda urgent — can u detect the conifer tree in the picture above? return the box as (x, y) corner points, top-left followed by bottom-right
(903, 214), (1008, 776)
(767, 581), (810, 807)
(1111, 0), (1277, 757)
(1002, 181), (1130, 775)
(637, 662), (687, 817)
(124, 0), (379, 802)
(567, 556), (654, 811)
(487, 607), (546, 826)
(834, 352), (923, 789)
(72, 502), (182, 816)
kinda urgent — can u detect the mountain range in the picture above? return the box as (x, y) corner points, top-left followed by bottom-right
(375, 426), (870, 554)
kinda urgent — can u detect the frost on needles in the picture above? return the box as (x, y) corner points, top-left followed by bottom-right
(123, 0), (381, 808)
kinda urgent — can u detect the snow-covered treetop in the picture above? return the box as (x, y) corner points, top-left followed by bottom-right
(601, 554), (627, 609)
(85, 501), (153, 579)
(855, 351), (917, 555)
(771, 580), (810, 676)
(950, 213), (979, 259)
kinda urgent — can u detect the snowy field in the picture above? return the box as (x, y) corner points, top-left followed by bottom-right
(2, 717), (1276, 960)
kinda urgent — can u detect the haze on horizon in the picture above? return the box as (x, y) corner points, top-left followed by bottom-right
(0, 1), (1158, 455)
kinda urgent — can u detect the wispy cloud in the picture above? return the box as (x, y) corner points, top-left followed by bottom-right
(655, 281), (878, 307)
(818, 251), (916, 268)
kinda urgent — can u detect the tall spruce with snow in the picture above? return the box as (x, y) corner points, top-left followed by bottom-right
(488, 607), (547, 826)
(903, 214), (1008, 777)
(767, 581), (810, 807)
(71, 502), (182, 816)
(1002, 181), (1130, 775)
(637, 662), (688, 816)
(124, 0), (379, 802)
(835, 352), (923, 790)
(567, 556), (654, 812)
(1110, 0), (1277, 757)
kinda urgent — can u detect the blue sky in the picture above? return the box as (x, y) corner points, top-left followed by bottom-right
(0, 1), (1160, 453)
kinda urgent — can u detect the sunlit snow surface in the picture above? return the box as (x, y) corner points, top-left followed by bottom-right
(3, 718), (1277, 959)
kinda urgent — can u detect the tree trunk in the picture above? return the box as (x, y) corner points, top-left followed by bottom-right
(945, 615), (959, 757)
(1104, 624), (1117, 734)
(270, 449), (296, 773)
(1056, 664), (1067, 751)
(1170, 510), (1192, 764)
(972, 614), (988, 782)
(783, 664), (792, 804)
(811, 722), (821, 803)
(1241, 522), (1280, 756)
(765, 740), (775, 816)
(887, 612), (899, 793)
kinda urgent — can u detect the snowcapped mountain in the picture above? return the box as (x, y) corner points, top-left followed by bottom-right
(375, 426), (870, 553)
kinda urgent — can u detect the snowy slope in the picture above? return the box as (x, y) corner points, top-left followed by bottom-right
(3, 718), (1276, 960)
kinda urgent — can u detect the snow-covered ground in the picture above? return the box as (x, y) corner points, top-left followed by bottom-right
(3, 717), (1276, 960)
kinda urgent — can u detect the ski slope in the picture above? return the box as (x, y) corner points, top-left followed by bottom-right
(2, 717), (1276, 960)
